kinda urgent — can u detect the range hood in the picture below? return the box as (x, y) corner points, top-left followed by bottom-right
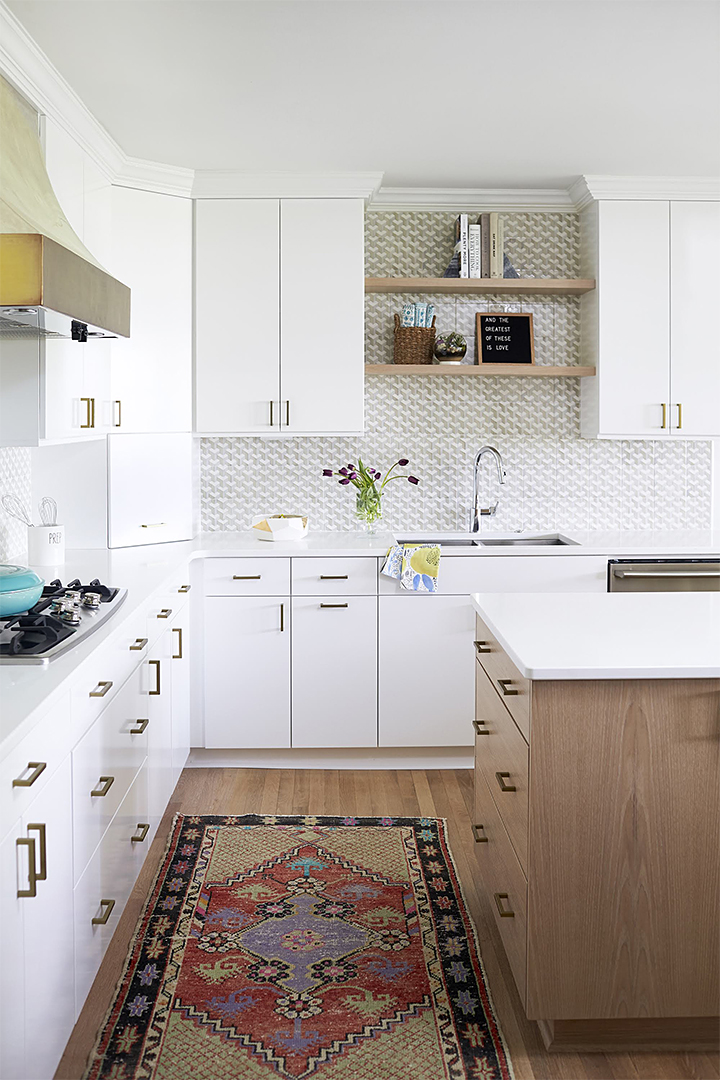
(0, 75), (130, 339)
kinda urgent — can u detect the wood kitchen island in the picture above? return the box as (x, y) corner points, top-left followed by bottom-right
(469, 591), (720, 1053)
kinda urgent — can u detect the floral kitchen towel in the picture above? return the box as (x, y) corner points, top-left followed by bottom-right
(382, 544), (441, 592)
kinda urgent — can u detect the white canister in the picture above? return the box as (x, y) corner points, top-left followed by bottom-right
(27, 524), (65, 566)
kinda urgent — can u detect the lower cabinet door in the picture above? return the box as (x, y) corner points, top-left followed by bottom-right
(204, 596), (291, 748)
(145, 648), (174, 834)
(170, 611), (191, 785)
(0, 821), (26, 1080)
(74, 762), (148, 1018)
(379, 595), (475, 746)
(291, 596), (377, 748)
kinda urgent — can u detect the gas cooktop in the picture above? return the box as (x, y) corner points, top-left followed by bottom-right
(0, 578), (127, 664)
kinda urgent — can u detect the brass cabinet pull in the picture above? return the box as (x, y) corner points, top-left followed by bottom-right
(474, 640), (492, 655)
(157, 608), (172, 619)
(172, 626), (183, 659)
(80, 397), (95, 429)
(280, 603), (285, 632)
(320, 603), (349, 608)
(661, 402), (668, 429)
(496, 771), (516, 793)
(114, 399), (122, 428)
(494, 892), (515, 918)
(497, 678), (518, 697)
(473, 823), (488, 843)
(129, 637), (148, 651)
(269, 400), (275, 426)
(92, 898), (116, 925)
(16, 836), (37, 898)
(149, 659), (161, 695)
(141, 523), (167, 529)
(472, 720), (490, 736)
(233, 575), (261, 580)
(131, 823), (150, 844)
(178, 584), (191, 593)
(129, 718), (149, 735)
(26, 823), (47, 882)
(285, 400), (290, 427)
(91, 775), (115, 797)
(320, 574), (348, 580)
(12, 761), (47, 787)
(675, 402), (683, 430)
(89, 680), (113, 698)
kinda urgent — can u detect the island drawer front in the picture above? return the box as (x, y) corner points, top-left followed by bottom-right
(475, 662), (529, 872)
(473, 767), (528, 1005)
(475, 614), (530, 740)
(1, 694), (71, 839)
(203, 558), (290, 596)
(291, 558), (378, 595)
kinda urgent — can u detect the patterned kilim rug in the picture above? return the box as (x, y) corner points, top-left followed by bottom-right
(84, 815), (513, 1080)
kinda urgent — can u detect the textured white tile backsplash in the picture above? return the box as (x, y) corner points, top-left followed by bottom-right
(0, 446), (32, 561)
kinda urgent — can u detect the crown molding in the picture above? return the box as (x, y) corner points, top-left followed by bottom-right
(368, 187), (577, 212)
(191, 171), (384, 201)
(571, 174), (720, 209)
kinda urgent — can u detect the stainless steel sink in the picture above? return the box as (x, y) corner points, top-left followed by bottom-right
(475, 533), (578, 547)
(397, 538), (478, 547)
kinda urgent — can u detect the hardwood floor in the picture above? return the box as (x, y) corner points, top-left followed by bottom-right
(56, 768), (720, 1080)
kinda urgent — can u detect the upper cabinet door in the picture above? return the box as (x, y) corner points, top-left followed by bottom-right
(106, 432), (193, 548)
(670, 201), (720, 437)
(280, 199), (364, 434)
(109, 188), (192, 433)
(195, 199), (280, 433)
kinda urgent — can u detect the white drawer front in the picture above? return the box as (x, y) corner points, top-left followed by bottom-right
(203, 557), (290, 596)
(0, 694), (71, 841)
(73, 762), (148, 1018)
(291, 557), (378, 595)
(72, 665), (149, 883)
(379, 554), (609, 595)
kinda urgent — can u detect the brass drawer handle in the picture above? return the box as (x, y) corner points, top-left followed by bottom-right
(675, 402), (683, 430)
(494, 892), (515, 918)
(473, 823), (488, 843)
(472, 720), (490, 736)
(495, 771), (516, 793)
(16, 836), (37, 898)
(131, 823), (150, 843)
(320, 574), (348, 580)
(91, 776), (114, 797)
(474, 640), (492, 654)
(129, 637), (148, 651)
(92, 898), (116, 925)
(141, 523), (167, 529)
(497, 678), (519, 697)
(12, 761), (47, 787)
(320, 603), (349, 608)
(149, 659), (161, 695)
(157, 608), (172, 619)
(280, 603), (285, 632)
(114, 399), (122, 428)
(661, 402), (668, 429)
(89, 680), (113, 698)
(80, 396), (95, 429)
(172, 626), (183, 659)
(178, 584), (191, 593)
(26, 823), (47, 882)
(129, 718), (149, 735)
(233, 575), (261, 580)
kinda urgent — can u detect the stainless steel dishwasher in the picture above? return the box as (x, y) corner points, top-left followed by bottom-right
(608, 558), (720, 592)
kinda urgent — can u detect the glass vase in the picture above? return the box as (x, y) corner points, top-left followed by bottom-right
(355, 489), (383, 533)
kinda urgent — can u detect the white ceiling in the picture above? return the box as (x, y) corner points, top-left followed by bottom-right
(6, 0), (720, 188)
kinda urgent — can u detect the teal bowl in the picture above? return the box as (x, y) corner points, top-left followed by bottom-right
(0, 564), (45, 616)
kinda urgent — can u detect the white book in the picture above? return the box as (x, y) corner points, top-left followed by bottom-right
(490, 212), (500, 278)
(468, 225), (481, 278)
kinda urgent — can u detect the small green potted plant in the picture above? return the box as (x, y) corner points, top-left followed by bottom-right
(434, 331), (467, 363)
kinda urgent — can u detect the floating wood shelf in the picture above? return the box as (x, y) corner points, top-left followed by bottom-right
(365, 277), (595, 295)
(365, 364), (596, 377)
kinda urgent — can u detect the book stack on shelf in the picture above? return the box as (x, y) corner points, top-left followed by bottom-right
(446, 213), (519, 279)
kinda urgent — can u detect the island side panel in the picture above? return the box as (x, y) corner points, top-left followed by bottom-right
(526, 678), (720, 1021)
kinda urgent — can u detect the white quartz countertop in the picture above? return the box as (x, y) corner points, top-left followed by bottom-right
(471, 592), (720, 679)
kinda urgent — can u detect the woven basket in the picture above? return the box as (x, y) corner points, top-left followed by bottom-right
(393, 313), (436, 365)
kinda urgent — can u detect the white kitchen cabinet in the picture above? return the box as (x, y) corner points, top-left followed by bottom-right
(291, 596), (377, 748)
(109, 187), (192, 433)
(580, 199), (720, 439)
(204, 596), (291, 748)
(170, 609), (191, 786)
(0, 820), (26, 1080)
(195, 198), (364, 435)
(107, 433), (193, 548)
(669, 201), (720, 436)
(145, 646), (174, 835)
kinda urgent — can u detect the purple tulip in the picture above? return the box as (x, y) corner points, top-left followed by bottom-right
(346, 464), (355, 470)
(349, 471), (357, 479)
(398, 458), (409, 466)
(322, 469), (333, 477)
(339, 478), (351, 485)
(338, 467), (349, 476)
(408, 476), (420, 485)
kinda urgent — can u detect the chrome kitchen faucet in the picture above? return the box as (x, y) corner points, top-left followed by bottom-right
(471, 446), (506, 532)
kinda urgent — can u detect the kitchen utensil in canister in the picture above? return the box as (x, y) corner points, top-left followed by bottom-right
(1, 494), (33, 527)
(28, 524), (65, 566)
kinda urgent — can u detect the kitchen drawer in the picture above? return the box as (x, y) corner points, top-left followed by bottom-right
(71, 616), (154, 743)
(72, 665), (149, 883)
(73, 761), (149, 1018)
(291, 557), (378, 595)
(475, 662), (529, 871)
(145, 587), (190, 644)
(473, 766), (528, 1005)
(0, 694), (71, 841)
(475, 614), (530, 740)
(203, 557), (290, 596)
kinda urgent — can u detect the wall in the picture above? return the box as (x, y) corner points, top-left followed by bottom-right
(199, 210), (712, 533)
(0, 446), (32, 560)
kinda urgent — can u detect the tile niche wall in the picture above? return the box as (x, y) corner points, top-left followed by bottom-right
(203, 209), (712, 533)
